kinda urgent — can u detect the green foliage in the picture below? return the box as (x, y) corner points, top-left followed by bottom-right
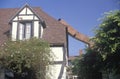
(93, 10), (120, 74)
(94, 10), (120, 56)
(71, 58), (80, 75)
(76, 48), (102, 79)
(71, 10), (120, 79)
(0, 38), (53, 79)
(71, 48), (102, 79)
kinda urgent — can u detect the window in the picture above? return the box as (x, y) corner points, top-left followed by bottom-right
(10, 5), (45, 41)
(18, 22), (32, 40)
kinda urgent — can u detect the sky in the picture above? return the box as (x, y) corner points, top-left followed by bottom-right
(0, 0), (119, 56)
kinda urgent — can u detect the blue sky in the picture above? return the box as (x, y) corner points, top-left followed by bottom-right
(0, 0), (119, 56)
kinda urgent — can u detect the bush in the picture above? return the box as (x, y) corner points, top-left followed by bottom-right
(0, 38), (53, 79)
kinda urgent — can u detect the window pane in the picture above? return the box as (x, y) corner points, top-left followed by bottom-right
(25, 23), (31, 39)
(19, 23), (24, 40)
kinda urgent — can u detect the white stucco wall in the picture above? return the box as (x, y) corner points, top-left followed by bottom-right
(19, 7), (33, 15)
(26, 8), (33, 14)
(34, 21), (39, 38)
(19, 8), (26, 14)
(11, 22), (17, 41)
(50, 47), (64, 61)
(13, 16), (18, 21)
(18, 15), (34, 20)
(49, 47), (66, 79)
(48, 64), (66, 79)
(34, 16), (39, 20)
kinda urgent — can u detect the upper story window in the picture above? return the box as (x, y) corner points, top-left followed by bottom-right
(9, 4), (46, 41)
(18, 22), (32, 40)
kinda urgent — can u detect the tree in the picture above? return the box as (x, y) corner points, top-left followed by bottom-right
(93, 10), (120, 74)
(0, 38), (53, 79)
(76, 48), (102, 79)
(72, 58), (80, 76)
(70, 48), (102, 79)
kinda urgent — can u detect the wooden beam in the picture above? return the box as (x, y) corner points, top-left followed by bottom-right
(58, 19), (93, 47)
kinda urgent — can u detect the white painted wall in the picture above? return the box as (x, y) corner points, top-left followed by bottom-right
(13, 15), (39, 21)
(13, 16), (17, 21)
(11, 22), (17, 41)
(50, 47), (64, 61)
(34, 16), (39, 20)
(18, 15), (34, 20)
(26, 8), (33, 14)
(48, 64), (66, 79)
(19, 8), (26, 14)
(49, 47), (66, 79)
(19, 7), (33, 15)
(34, 21), (39, 38)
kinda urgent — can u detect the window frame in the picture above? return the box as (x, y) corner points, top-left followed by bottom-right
(17, 21), (33, 40)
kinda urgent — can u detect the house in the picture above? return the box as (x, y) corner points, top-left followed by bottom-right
(0, 4), (68, 79)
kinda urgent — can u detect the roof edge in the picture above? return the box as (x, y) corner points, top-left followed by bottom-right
(8, 4), (43, 23)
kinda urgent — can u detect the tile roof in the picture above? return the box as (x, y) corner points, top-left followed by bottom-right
(0, 7), (67, 45)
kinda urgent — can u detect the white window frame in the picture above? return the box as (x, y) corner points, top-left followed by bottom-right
(18, 21), (32, 40)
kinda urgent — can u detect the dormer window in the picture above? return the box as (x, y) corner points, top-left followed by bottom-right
(18, 22), (32, 40)
(9, 4), (46, 41)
